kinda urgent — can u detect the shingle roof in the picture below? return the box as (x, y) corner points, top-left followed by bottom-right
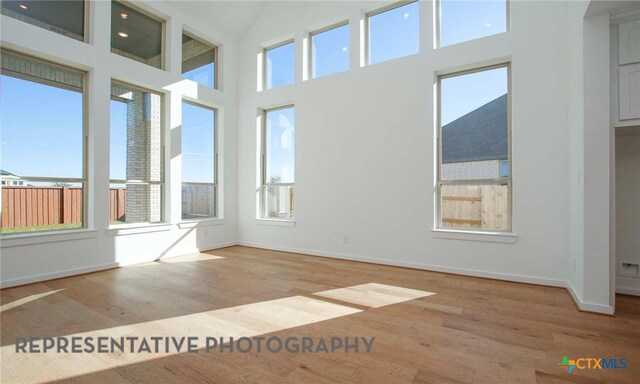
(442, 94), (508, 164)
(1, 169), (17, 176)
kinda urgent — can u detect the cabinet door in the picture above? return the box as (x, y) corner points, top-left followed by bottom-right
(619, 63), (640, 120)
(618, 20), (640, 65)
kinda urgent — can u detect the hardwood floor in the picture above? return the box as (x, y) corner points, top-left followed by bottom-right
(1, 246), (638, 383)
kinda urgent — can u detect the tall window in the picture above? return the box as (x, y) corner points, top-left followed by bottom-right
(110, 81), (163, 224)
(368, 1), (419, 65)
(261, 106), (295, 219)
(182, 102), (217, 219)
(182, 32), (217, 88)
(1, 0), (86, 42)
(111, 1), (163, 69)
(437, 65), (510, 232)
(0, 51), (85, 234)
(438, 0), (508, 47)
(310, 22), (349, 79)
(264, 41), (295, 90)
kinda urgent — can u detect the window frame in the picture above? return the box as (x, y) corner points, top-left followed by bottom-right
(436, 62), (512, 233)
(180, 99), (219, 220)
(365, 0), (419, 66)
(260, 105), (295, 220)
(309, 20), (350, 80)
(435, 0), (511, 49)
(181, 30), (218, 89)
(0, 50), (89, 235)
(263, 39), (295, 91)
(110, 0), (166, 70)
(109, 80), (166, 226)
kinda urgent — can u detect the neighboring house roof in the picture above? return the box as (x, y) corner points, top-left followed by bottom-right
(442, 94), (508, 164)
(1, 169), (18, 177)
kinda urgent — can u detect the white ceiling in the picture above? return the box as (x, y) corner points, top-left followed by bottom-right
(169, 0), (268, 42)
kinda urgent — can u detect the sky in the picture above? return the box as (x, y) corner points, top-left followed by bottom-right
(266, 107), (295, 184)
(183, 62), (215, 89)
(1, 1), (507, 182)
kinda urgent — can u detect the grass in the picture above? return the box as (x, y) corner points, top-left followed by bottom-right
(1, 222), (83, 234)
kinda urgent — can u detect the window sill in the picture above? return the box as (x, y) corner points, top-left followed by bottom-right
(1, 229), (97, 248)
(178, 218), (225, 229)
(107, 223), (173, 236)
(431, 229), (518, 244)
(256, 219), (296, 227)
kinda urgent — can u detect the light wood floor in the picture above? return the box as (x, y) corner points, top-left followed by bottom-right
(1, 246), (639, 383)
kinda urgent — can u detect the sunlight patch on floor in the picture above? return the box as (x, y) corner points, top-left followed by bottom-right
(313, 283), (435, 308)
(0, 289), (65, 313)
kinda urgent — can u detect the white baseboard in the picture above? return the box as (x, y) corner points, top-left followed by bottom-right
(616, 286), (640, 296)
(565, 281), (615, 315)
(0, 241), (236, 289)
(237, 241), (567, 287)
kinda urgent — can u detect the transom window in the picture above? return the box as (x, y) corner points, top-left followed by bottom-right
(264, 41), (295, 90)
(182, 32), (217, 88)
(438, 0), (508, 47)
(367, 1), (419, 65)
(111, 1), (163, 69)
(310, 22), (350, 79)
(1, 0), (86, 42)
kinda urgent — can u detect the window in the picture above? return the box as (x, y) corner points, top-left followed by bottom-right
(438, 0), (508, 47)
(437, 65), (510, 232)
(0, 51), (85, 234)
(310, 22), (349, 79)
(110, 81), (163, 224)
(264, 41), (295, 90)
(182, 102), (217, 220)
(368, 1), (419, 65)
(111, 1), (163, 69)
(1, 0), (86, 42)
(182, 32), (217, 88)
(261, 106), (295, 219)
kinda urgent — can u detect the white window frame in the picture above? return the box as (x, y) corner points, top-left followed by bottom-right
(0, 50), (88, 235)
(365, 0), (419, 66)
(436, 63), (512, 233)
(435, 0), (511, 49)
(109, 80), (166, 226)
(309, 20), (350, 79)
(180, 100), (218, 220)
(263, 39), (295, 90)
(181, 30), (218, 89)
(260, 105), (295, 220)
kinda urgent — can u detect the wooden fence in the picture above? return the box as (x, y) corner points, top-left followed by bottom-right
(441, 184), (509, 230)
(1, 186), (83, 228)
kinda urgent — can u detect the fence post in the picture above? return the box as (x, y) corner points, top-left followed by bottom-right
(61, 187), (68, 224)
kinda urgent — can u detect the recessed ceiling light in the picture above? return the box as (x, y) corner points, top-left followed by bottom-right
(118, 32), (129, 38)
(19, 4), (28, 10)
(120, 12), (128, 19)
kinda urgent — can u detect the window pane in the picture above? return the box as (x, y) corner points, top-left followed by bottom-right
(110, 82), (163, 224)
(1, 57), (84, 180)
(1, 0), (85, 41)
(182, 184), (216, 220)
(182, 102), (215, 184)
(109, 183), (162, 224)
(440, 67), (508, 180)
(264, 185), (294, 219)
(182, 33), (216, 88)
(312, 23), (349, 78)
(439, 183), (509, 231)
(265, 107), (295, 184)
(439, 0), (507, 47)
(368, 1), (419, 65)
(111, 1), (163, 69)
(266, 42), (294, 89)
(1, 181), (84, 233)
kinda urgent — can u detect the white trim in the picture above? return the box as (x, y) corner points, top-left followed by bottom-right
(106, 223), (173, 236)
(616, 286), (640, 296)
(0, 241), (236, 289)
(566, 281), (615, 315)
(431, 229), (518, 243)
(237, 241), (564, 287)
(178, 218), (226, 229)
(255, 219), (296, 227)
(1, 229), (97, 248)
(0, 261), (118, 289)
(610, 6), (640, 25)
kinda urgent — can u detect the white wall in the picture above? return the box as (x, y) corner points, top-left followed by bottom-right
(237, 1), (572, 288)
(0, 0), (239, 287)
(616, 130), (640, 295)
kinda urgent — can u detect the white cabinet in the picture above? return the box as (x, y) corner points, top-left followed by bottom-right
(619, 20), (640, 65)
(619, 63), (640, 120)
